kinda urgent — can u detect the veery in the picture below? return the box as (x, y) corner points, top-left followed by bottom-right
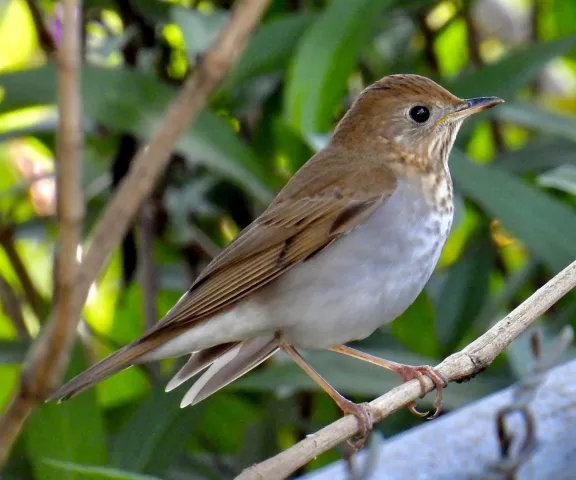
(49, 74), (502, 446)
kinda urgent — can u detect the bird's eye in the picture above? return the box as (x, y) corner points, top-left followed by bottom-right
(409, 106), (430, 123)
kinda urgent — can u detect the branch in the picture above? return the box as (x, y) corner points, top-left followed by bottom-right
(0, 228), (47, 320)
(0, 0), (83, 467)
(0, 274), (30, 339)
(236, 260), (576, 480)
(138, 200), (160, 380)
(74, 0), (269, 319)
(463, 6), (505, 152)
(24, 0), (57, 55)
(0, 0), (270, 467)
(138, 200), (158, 332)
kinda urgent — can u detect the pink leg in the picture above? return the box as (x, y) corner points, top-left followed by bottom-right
(329, 345), (447, 419)
(281, 344), (374, 449)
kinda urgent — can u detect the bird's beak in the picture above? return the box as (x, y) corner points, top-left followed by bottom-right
(436, 96), (504, 125)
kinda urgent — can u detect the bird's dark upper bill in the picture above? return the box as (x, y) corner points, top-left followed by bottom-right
(463, 96), (504, 111)
(438, 96), (503, 124)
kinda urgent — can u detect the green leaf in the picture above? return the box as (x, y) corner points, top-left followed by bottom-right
(43, 460), (161, 480)
(0, 65), (274, 203)
(389, 292), (441, 358)
(0, 340), (29, 364)
(474, 259), (538, 333)
(451, 149), (576, 272)
(172, 7), (227, 57)
(448, 37), (576, 143)
(496, 139), (576, 174)
(24, 348), (108, 480)
(447, 36), (576, 99)
(111, 385), (206, 475)
(496, 102), (576, 142)
(434, 231), (496, 353)
(538, 165), (576, 195)
(223, 12), (315, 89)
(194, 393), (259, 454)
(284, 0), (393, 133)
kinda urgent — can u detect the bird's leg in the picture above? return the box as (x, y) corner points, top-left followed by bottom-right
(329, 345), (447, 419)
(281, 344), (374, 449)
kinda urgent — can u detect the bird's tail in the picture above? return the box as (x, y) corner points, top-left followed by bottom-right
(48, 332), (279, 407)
(177, 334), (279, 408)
(46, 329), (182, 402)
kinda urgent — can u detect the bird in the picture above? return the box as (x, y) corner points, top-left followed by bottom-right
(48, 74), (502, 447)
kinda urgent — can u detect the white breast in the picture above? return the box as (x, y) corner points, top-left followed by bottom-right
(265, 177), (453, 349)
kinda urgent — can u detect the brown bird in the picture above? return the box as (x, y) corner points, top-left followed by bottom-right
(49, 74), (502, 446)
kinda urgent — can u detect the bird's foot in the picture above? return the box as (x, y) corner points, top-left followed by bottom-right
(393, 365), (447, 419)
(338, 398), (374, 450)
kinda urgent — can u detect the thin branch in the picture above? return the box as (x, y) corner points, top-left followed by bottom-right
(236, 260), (576, 480)
(416, 11), (438, 74)
(23, 0), (57, 55)
(0, 275), (31, 339)
(76, 0), (270, 314)
(0, 228), (47, 320)
(0, 0), (83, 467)
(0, 0), (270, 467)
(138, 200), (160, 380)
(139, 200), (158, 332)
(463, 6), (506, 152)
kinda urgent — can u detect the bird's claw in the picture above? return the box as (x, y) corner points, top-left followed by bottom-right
(396, 365), (447, 419)
(339, 399), (374, 450)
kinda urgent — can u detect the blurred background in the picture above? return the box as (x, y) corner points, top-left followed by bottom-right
(0, 0), (575, 478)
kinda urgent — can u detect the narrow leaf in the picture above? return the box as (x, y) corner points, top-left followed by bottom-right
(451, 149), (576, 272)
(538, 165), (576, 194)
(496, 102), (576, 142)
(24, 348), (108, 480)
(44, 460), (161, 480)
(447, 36), (576, 99)
(224, 12), (315, 89)
(434, 232), (496, 353)
(284, 0), (393, 133)
(496, 139), (576, 174)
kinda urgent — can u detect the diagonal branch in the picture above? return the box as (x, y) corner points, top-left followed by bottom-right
(236, 260), (576, 480)
(72, 0), (270, 330)
(0, 228), (47, 320)
(0, 0), (270, 468)
(23, 0), (57, 55)
(0, 274), (30, 339)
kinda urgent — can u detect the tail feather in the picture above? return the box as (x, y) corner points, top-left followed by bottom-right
(180, 335), (279, 408)
(165, 342), (237, 392)
(47, 330), (181, 402)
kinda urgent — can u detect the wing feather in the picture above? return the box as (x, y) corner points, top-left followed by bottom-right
(151, 191), (391, 331)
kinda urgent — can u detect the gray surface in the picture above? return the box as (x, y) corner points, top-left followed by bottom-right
(299, 359), (576, 480)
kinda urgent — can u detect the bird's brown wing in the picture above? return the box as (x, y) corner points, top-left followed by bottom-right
(49, 152), (398, 402)
(152, 188), (391, 330)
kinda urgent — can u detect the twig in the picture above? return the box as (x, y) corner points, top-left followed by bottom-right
(0, 274), (30, 339)
(23, 0), (57, 55)
(0, 0), (83, 467)
(0, 228), (47, 320)
(463, 6), (506, 153)
(75, 0), (269, 314)
(139, 200), (158, 332)
(139, 200), (160, 380)
(0, 0), (270, 467)
(416, 11), (438, 74)
(188, 223), (222, 259)
(236, 260), (576, 480)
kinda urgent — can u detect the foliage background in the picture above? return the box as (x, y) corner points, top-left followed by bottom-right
(0, 0), (575, 478)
